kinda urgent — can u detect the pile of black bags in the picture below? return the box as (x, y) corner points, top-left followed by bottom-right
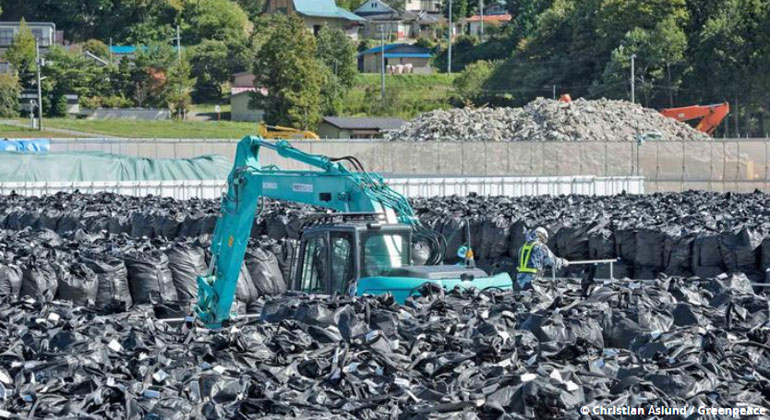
(0, 228), (288, 311)
(3, 191), (770, 418)
(413, 191), (770, 281)
(1, 274), (768, 418)
(3, 190), (770, 288)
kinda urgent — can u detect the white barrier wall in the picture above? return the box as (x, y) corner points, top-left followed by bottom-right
(0, 176), (644, 199)
(47, 138), (770, 193)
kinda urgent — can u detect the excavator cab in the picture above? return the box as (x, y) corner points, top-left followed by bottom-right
(293, 220), (412, 296)
(292, 215), (510, 302)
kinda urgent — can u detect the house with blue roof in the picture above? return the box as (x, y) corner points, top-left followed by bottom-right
(109, 45), (180, 61)
(358, 43), (433, 73)
(264, 0), (366, 39)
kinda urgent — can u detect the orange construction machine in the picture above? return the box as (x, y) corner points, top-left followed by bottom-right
(660, 102), (730, 136)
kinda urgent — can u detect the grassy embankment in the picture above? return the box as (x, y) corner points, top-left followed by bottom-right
(0, 74), (456, 138)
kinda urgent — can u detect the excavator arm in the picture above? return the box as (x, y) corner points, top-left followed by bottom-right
(660, 103), (729, 135)
(257, 122), (320, 140)
(196, 136), (441, 326)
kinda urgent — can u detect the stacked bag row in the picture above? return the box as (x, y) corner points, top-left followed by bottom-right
(0, 228), (289, 311)
(3, 191), (770, 282)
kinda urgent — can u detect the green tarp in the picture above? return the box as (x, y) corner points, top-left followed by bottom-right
(0, 151), (231, 182)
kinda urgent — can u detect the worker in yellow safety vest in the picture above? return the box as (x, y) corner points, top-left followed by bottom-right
(517, 227), (569, 289)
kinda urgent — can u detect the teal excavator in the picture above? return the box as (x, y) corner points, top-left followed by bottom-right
(195, 136), (513, 327)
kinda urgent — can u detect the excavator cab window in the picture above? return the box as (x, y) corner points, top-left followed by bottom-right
(362, 233), (409, 277)
(299, 235), (328, 294)
(330, 233), (355, 294)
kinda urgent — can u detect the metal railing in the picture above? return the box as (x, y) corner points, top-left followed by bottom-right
(0, 176), (644, 200)
(39, 137), (770, 193)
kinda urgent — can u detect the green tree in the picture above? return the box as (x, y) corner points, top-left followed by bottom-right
(132, 43), (177, 107)
(251, 15), (323, 129)
(593, 15), (687, 106)
(83, 39), (110, 59)
(454, 60), (496, 104)
(181, 0), (249, 45)
(0, 0), (181, 42)
(234, 0), (266, 19)
(114, 0), (181, 43)
(123, 22), (176, 44)
(189, 39), (233, 101)
(687, 0), (770, 135)
(443, 0), (468, 19)
(485, 0), (600, 103)
(41, 45), (111, 116)
(357, 39), (374, 52)
(505, 0), (553, 43)
(4, 19), (37, 82)
(107, 58), (134, 103)
(163, 59), (196, 118)
(484, 0), (690, 107)
(316, 26), (357, 89)
(316, 26), (357, 115)
(182, 0), (250, 102)
(0, 73), (20, 118)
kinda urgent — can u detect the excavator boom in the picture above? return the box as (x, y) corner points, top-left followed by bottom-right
(195, 136), (453, 326)
(257, 122), (320, 140)
(660, 102), (729, 135)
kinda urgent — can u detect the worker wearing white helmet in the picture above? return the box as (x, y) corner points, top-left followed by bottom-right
(516, 227), (569, 289)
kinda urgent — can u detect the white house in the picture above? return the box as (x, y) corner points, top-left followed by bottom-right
(404, 0), (441, 12)
(0, 21), (62, 73)
(263, 0), (366, 39)
(230, 72), (266, 122)
(355, 0), (444, 40)
(0, 21), (59, 50)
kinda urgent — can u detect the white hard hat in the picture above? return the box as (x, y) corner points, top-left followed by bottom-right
(535, 227), (549, 242)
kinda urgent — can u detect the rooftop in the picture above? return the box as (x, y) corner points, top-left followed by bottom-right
(467, 14), (512, 22)
(358, 43), (432, 58)
(293, 0), (366, 22)
(0, 21), (56, 27)
(110, 45), (180, 55)
(321, 116), (405, 130)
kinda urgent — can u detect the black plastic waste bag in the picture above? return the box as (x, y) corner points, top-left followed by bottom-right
(123, 249), (178, 304)
(244, 247), (286, 296)
(20, 261), (58, 300)
(165, 242), (207, 300)
(0, 263), (22, 299)
(82, 256), (132, 310)
(55, 262), (98, 306)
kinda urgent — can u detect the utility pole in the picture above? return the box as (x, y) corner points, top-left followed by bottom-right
(175, 24), (184, 120)
(552, 85), (556, 100)
(380, 25), (385, 99)
(176, 25), (182, 66)
(630, 53), (636, 104)
(35, 40), (43, 131)
(447, 0), (453, 74)
(479, 0), (484, 40)
(109, 37), (113, 65)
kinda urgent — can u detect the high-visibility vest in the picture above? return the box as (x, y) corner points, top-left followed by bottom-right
(518, 242), (538, 274)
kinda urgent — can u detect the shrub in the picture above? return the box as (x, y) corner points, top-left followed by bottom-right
(0, 73), (21, 118)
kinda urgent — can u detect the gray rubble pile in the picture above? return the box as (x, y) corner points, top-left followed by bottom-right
(386, 98), (711, 142)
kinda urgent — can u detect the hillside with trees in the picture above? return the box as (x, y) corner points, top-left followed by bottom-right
(445, 0), (770, 135)
(0, 0), (768, 134)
